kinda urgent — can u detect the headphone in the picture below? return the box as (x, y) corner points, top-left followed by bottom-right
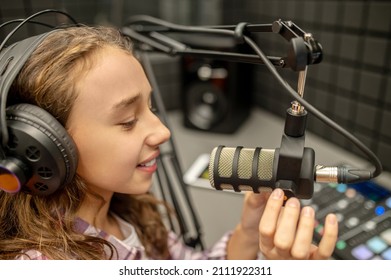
(0, 10), (79, 196)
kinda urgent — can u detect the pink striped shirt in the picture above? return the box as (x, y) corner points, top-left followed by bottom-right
(18, 217), (232, 260)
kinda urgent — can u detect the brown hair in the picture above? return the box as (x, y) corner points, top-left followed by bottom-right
(0, 26), (171, 260)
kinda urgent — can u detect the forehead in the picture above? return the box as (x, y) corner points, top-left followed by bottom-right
(71, 47), (151, 117)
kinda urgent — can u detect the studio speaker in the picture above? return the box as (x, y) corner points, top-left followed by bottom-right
(181, 35), (253, 134)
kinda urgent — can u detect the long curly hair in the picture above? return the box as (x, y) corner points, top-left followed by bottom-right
(0, 26), (172, 260)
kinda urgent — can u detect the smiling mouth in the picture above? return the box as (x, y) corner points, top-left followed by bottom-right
(138, 158), (157, 167)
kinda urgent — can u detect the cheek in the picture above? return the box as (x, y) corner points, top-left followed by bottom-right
(73, 130), (140, 186)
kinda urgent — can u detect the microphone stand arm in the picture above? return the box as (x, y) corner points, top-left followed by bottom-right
(121, 16), (323, 71)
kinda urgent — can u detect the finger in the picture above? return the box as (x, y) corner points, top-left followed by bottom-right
(290, 206), (315, 259)
(259, 188), (284, 251)
(245, 191), (270, 210)
(240, 193), (270, 233)
(311, 213), (338, 259)
(273, 197), (301, 257)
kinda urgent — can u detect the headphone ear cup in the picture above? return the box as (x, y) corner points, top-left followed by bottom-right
(5, 103), (78, 195)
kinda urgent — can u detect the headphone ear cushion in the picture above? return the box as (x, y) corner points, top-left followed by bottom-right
(5, 103), (78, 195)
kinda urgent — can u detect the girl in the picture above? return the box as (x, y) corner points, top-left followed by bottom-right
(0, 26), (338, 260)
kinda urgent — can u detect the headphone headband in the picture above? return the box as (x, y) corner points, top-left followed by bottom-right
(0, 31), (56, 147)
(0, 26), (77, 196)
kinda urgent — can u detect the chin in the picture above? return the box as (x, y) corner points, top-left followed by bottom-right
(125, 182), (152, 195)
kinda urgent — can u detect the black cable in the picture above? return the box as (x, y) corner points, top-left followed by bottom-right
(123, 16), (383, 179)
(0, 19), (55, 31)
(242, 35), (382, 178)
(0, 9), (78, 52)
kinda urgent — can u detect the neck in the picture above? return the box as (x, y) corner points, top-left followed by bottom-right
(76, 190), (124, 240)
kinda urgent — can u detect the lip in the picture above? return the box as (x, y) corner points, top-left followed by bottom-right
(137, 151), (160, 173)
(139, 151), (160, 165)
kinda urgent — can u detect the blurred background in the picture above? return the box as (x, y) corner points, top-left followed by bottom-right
(1, 0), (390, 257)
(1, 0), (389, 171)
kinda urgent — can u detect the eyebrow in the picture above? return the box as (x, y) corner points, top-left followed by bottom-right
(111, 92), (141, 111)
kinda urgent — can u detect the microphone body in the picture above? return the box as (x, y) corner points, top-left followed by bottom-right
(209, 145), (315, 199)
(208, 145), (374, 200)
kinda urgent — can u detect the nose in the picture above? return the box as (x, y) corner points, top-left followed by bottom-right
(146, 113), (171, 147)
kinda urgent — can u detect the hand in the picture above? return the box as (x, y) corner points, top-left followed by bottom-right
(227, 191), (271, 259)
(240, 191), (271, 236)
(259, 188), (338, 259)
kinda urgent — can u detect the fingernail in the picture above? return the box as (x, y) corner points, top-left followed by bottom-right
(302, 206), (314, 217)
(286, 198), (300, 208)
(327, 214), (337, 225)
(271, 188), (283, 199)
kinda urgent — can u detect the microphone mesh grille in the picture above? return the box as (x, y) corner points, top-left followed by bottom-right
(208, 148), (216, 188)
(218, 147), (235, 177)
(238, 148), (254, 179)
(258, 149), (274, 180)
(209, 146), (275, 191)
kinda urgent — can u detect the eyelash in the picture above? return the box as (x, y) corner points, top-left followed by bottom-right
(150, 106), (157, 114)
(120, 119), (138, 130)
(119, 104), (156, 131)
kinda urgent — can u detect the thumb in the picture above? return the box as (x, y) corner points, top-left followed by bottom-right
(239, 192), (270, 233)
(244, 191), (271, 210)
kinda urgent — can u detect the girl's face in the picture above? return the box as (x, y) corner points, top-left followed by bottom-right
(66, 47), (171, 197)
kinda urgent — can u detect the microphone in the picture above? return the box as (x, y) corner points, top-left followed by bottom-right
(209, 145), (373, 199)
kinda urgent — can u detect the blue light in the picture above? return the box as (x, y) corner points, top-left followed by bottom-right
(375, 206), (385, 216)
(337, 184), (347, 193)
